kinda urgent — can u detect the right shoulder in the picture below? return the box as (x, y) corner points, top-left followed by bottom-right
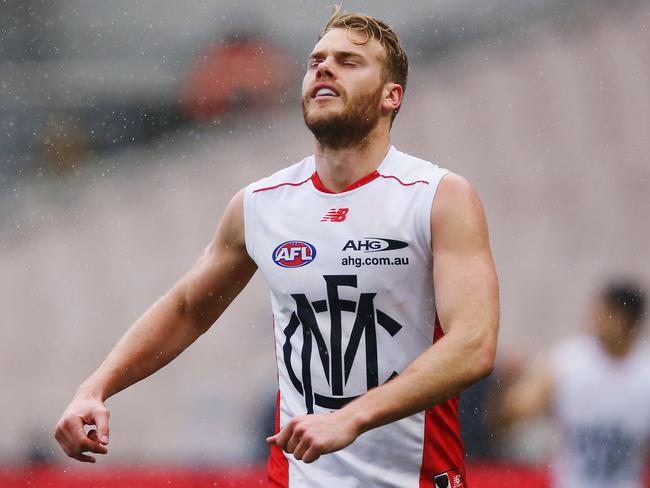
(241, 155), (313, 259)
(549, 333), (597, 378)
(551, 334), (595, 360)
(245, 155), (314, 196)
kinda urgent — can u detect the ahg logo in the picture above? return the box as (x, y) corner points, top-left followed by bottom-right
(342, 238), (409, 253)
(282, 275), (403, 414)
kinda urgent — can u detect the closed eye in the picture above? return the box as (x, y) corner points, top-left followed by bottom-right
(339, 54), (364, 66)
(308, 57), (323, 68)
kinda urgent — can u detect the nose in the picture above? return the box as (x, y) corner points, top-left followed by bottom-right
(316, 56), (335, 79)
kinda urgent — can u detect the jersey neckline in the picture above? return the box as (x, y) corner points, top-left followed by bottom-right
(309, 145), (397, 195)
(310, 170), (380, 194)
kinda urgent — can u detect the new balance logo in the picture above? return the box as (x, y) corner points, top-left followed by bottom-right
(321, 208), (349, 222)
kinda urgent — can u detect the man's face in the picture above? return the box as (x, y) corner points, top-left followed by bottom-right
(301, 28), (388, 148)
(590, 299), (633, 347)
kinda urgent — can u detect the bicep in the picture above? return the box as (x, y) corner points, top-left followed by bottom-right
(173, 189), (257, 328)
(431, 174), (499, 361)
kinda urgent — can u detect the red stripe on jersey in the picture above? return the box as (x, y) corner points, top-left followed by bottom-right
(267, 390), (289, 487)
(311, 170), (380, 193)
(378, 174), (429, 187)
(253, 176), (312, 193)
(433, 314), (445, 342)
(419, 315), (467, 487)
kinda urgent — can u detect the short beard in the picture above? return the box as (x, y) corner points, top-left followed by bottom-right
(302, 84), (383, 150)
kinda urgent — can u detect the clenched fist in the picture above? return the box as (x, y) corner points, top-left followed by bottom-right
(54, 394), (110, 463)
(266, 410), (361, 464)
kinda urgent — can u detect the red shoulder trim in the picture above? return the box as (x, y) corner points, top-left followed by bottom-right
(252, 175), (312, 193)
(252, 171), (428, 194)
(378, 173), (430, 186)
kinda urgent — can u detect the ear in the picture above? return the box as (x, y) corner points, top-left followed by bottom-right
(381, 82), (404, 116)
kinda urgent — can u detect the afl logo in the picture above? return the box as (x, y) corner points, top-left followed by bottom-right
(273, 240), (316, 268)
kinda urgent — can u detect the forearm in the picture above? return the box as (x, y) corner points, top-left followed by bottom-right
(495, 360), (553, 427)
(340, 325), (494, 434)
(77, 287), (209, 401)
(55, 189), (256, 463)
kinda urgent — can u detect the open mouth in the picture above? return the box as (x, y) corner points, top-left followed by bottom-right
(312, 85), (340, 99)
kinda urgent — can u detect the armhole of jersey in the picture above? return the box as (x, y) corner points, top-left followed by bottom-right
(243, 184), (256, 260)
(419, 168), (450, 251)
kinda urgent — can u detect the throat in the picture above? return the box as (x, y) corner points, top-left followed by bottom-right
(313, 141), (391, 193)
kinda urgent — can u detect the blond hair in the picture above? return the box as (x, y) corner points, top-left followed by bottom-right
(321, 5), (409, 120)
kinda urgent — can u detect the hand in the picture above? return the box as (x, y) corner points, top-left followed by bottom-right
(54, 394), (110, 463)
(266, 410), (360, 464)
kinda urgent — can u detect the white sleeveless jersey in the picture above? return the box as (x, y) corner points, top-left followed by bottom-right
(551, 334), (650, 488)
(243, 146), (466, 488)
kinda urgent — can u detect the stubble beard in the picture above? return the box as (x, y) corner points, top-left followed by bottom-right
(302, 83), (384, 150)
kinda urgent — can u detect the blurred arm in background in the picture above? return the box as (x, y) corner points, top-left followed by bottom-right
(54, 189), (256, 463)
(495, 354), (553, 427)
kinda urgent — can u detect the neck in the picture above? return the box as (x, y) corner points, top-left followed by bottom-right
(313, 125), (391, 193)
(599, 335), (636, 359)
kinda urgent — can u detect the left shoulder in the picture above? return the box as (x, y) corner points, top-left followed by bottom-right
(380, 146), (448, 185)
(429, 172), (492, 255)
(631, 340), (650, 371)
(431, 172), (486, 227)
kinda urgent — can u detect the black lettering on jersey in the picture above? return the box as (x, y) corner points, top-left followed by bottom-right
(282, 274), (402, 414)
(342, 238), (409, 253)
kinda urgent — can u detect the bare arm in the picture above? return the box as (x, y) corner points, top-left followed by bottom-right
(54, 189), (257, 462)
(496, 356), (553, 426)
(269, 173), (499, 462)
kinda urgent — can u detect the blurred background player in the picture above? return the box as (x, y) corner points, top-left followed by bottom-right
(499, 281), (650, 488)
